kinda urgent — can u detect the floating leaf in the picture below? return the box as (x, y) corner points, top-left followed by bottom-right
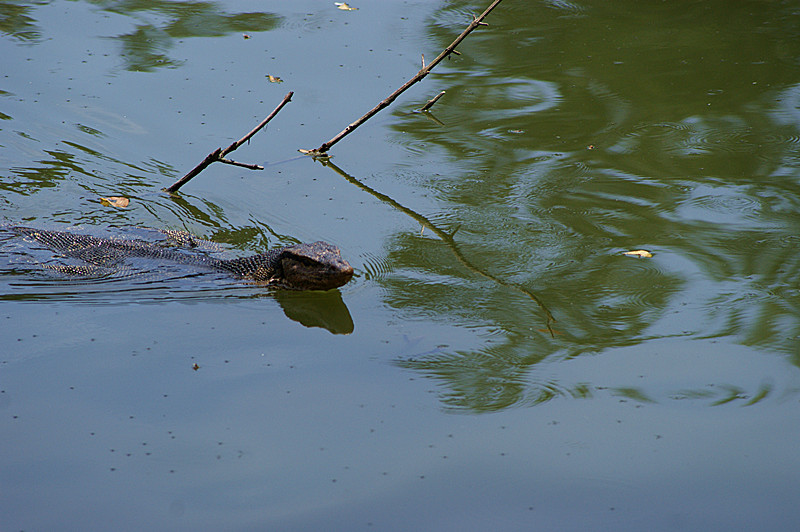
(192, 363), (200, 371)
(100, 196), (130, 208)
(243, 34), (250, 39)
(267, 74), (283, 83)
(335, 2), (358, 10)
(623, 249), (653, 258)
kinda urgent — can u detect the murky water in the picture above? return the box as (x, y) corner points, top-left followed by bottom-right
(2, 1), (800, 530)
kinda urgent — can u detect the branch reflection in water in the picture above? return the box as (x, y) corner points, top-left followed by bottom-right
(320, 158), (555, 334)
(319, 159), (563, 411)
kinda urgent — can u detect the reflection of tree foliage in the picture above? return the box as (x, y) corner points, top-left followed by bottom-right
(384, 226), (681, 411)
(2, 1), (280, 71)
(323, 160), (682, 411)
(671, 381), (773, 407)
(88, 0), (281, 71)
(397, 339), (599, 412)
(0, 2), (42, 42)
(372, 2), (800, 410)
(398, 347), (537, 412)
(3, 150), (94, 195)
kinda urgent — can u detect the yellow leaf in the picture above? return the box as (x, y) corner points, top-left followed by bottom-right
(267, 74), (283, 83)
(100, 196), (130, 208)
(335, 2), (358, 10)
(623, 249), (653, 258)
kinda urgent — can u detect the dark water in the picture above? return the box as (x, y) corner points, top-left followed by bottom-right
(2, 1), (800, 530)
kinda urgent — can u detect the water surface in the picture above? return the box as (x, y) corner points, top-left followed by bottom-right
(2, 1), (800, 530)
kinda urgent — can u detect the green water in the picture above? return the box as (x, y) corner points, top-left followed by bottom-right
(2, 1), (799, 530)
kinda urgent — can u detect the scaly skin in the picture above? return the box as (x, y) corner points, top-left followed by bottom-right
(8, 226), (353, 291)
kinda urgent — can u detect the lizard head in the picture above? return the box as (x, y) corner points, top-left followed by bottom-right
(278, 241), (354, 290)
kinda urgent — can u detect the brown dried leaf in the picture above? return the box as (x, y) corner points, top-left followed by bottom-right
(623, 249), (653, 258)
(100, 196), (130, 208)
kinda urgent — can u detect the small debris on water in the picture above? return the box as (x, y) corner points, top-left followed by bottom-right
(623, 249), (653, 258)
(99, 196), (130, 208)
(335, 2), (358, 10)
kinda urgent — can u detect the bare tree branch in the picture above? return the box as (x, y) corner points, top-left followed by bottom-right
(164, 91), (294, 193)
(301, 0), (503, 156)
(419, 91), (446, 112)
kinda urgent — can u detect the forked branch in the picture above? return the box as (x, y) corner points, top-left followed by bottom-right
(164, 91), (294, 193)
(301, 0), (503, 156)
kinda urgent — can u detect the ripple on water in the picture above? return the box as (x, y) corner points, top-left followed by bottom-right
(677, 184), (764, 226)
(607, 122), (688, 155)
(429, 7), (477, 31)
(0, 230), (270, 303)
(627, 263), (673, 310)
(361, 251), (393, 282)
(0, 257), (243, 303)
(611, 118), (772, 159)
(655, 115), (763, 157)
(544, 0), (589, 17)
(596, 256), (675, 316)
(677, 128), (756, 155)
(761, 131), (800, 147)
(521, 378), (579, 405)
(470, 77), (562, 122)
(689, 192), (761, 215)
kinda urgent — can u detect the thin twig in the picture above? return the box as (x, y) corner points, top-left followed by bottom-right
(419, 91), (446, 112)
(219, 158), (264, 170)
(164, 91), (294, 193)
(220, 91), (293, 157)
(301, 0), (503, 156)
